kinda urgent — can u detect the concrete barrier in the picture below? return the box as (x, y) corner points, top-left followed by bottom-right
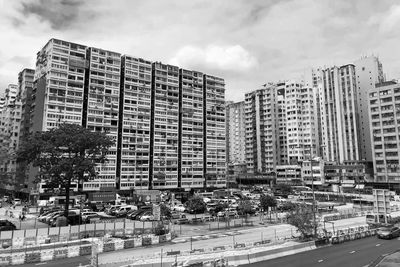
(114, 239), (124, 250)
(40, 249), (54, 261)
(0, 255), (11, 266)
(67, 246), (80, 258)
(133, 237), (142, 247)
(79, 245), (92, 256)
(11, 252), (25, 265)
(25, 252), (41, 263)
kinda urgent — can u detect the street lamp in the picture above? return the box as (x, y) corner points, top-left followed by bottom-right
(309, 156), (321, 238)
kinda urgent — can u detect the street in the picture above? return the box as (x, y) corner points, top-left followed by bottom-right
(243, 236), (400, 267)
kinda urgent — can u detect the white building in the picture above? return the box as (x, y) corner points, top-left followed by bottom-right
(369, 80), (400, 190)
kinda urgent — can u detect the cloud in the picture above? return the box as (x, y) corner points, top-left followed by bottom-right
(170, 45), (257, 73)
(17, 0), (92, 30)
(378, 4), (400, 34)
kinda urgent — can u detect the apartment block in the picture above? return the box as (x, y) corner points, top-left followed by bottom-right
(369, 81), (400, 189)
(150, 62), (180, 189)
(318, 65), (361, 162)
(118, 56), (152, 190)
(204, 75), (226, 188)
(0, 84), (22, 191)
(179, 69), (205, 189)
(82, 47), (122, 191)
(27, 38), (225, 192)
(354, 56), (385, 162)
(226, 101), (246, 164)
(245, 84), (279, 174)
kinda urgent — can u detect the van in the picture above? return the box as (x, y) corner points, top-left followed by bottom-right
(14, 199), (22, 206)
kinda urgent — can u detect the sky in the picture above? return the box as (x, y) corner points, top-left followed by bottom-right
(1, 0), (400, 102)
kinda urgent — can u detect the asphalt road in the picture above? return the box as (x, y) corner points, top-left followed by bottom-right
(243, 236), (400, 267)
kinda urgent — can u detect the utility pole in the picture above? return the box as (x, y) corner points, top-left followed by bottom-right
(310, 158), (317, 238)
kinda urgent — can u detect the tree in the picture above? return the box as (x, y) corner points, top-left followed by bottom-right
(17, 123), (114, 217)
(237, 200), (253, 215)
(185, 196), (206, 214)
(160, 203), (171, 220)
(260, 194), (277, 220)
(279, 201), (297, 212)
(260, 194), (277, 212)
(275, 184), (293, 196)
(286, 203), (318, 239)
(213, 202), (228, 215)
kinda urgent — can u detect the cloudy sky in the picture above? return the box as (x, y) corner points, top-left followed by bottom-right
(1, 0), (400, 101)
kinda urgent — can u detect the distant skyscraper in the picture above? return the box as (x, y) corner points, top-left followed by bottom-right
(317, 64), (361, 162)
(226, 101), (246, 164)
(354, 56), (385, 162)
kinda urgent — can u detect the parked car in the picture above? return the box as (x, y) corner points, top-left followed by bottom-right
(126, 210), (143, 220)
(171, 204), (186, 212)
(81, 212), (99, 222)
(190, 217), (204, 224)
(0, 220), (16, 231)
(140, 212), (155, 221)
(115, 206), (137, 217)
(377, 226), (400, 239)
(174, 218), (189, 224)
(171, 212), (186, 220)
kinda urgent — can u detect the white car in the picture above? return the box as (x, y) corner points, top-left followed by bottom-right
(81, 212), (99, 221)
(172, 204), (185, 212)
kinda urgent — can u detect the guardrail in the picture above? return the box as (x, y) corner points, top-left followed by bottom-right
(0, 233), (172, 265)
(0, 220), (171, 249)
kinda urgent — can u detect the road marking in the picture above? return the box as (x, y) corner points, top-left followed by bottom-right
(350, 251), (356, 254)
(35, 263), (47, 266)
(318, 259), (324, 263)
(376, 244), (381, 247)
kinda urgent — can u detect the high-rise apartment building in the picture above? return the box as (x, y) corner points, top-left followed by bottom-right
(285, 82), (320, 164)
(150, 62), (180, 189)
(369, 81), (400, 189)
(17, 69), (35, 192)
(118, 56), (152, 190)
(204, 75), (226, 188)
(318, 65), (361, 162)
(0, 84), (22, 191)
(27, 38), (225, 192)
(354, 56), (385, 162)
(179, 69), (205, 189)
(245, 84), (279, 174)
(226, 101), (246, 164)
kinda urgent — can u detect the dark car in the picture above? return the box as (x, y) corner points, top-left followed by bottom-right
(377, 226), (400, 239)
(174, 218), (189, 225)
(0, 220), (16, 231)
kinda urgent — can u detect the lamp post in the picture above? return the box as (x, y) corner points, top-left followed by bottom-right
(310, 158), (317, 238)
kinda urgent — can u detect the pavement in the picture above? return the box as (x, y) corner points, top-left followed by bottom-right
(242, 236), (400, 267)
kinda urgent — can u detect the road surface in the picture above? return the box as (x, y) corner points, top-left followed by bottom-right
(243, 236), (400, 267)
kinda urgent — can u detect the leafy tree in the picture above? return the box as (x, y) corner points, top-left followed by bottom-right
(160, 203), (171, 220)
(237, 200), (253, 215)
(275, 184), (293, 196)
(185, 196), (206, 214)
(17, 123), (114, 217)
(260, 194), (277, 212)
(279, 201), (297, 212)
(286, 203), (318, 239)
(260, 194), (277, 220)
(213, 202), (228, 215)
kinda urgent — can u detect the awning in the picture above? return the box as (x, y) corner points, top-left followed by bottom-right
(355, 184), (365, 189)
